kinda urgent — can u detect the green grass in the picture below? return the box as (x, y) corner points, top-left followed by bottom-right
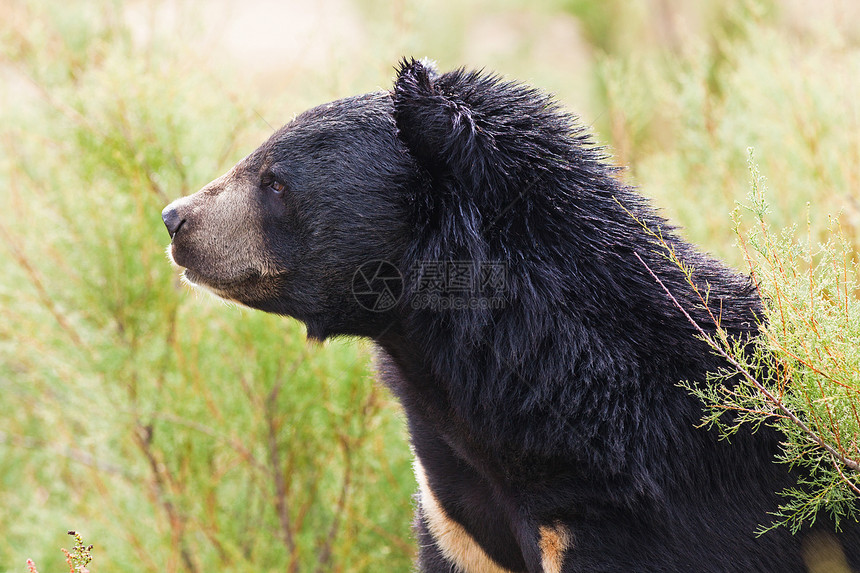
(1, 0), (859, 570)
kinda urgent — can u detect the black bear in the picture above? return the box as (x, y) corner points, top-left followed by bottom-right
(162, 60), (860, 572)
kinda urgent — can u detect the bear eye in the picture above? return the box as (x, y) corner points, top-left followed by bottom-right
(267, 180), (286, 195)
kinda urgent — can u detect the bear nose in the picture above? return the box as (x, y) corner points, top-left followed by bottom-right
(161, 205), (185, 239)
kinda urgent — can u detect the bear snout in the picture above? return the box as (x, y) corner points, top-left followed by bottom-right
(162, 203), (186, 239)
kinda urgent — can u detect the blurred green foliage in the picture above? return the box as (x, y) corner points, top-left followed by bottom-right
(0, 2), (414, 571)
(1, 0), (859, 571)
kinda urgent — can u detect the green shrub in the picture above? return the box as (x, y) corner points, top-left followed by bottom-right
(674, 155), (859, 532)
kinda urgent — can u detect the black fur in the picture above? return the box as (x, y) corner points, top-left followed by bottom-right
(163, 59), (860, 572)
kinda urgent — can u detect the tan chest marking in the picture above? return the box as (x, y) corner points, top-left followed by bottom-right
(413, 458), (515, 573)
(538, 522), (572, 573)
(414, 457), (573, 573)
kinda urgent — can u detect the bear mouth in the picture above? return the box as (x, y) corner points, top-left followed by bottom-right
(167, 245), (263, 296)
(180, 272), (237, 306)
(181, 268), (262, 293)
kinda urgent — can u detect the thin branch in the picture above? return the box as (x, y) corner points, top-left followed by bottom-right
(149, 412), (265, 472)
(0, 430), (132, 479)
(0, 218), (90, 354)
(264, 376), (297, 565)
(315, 435), (353, 573)
(133, 424), (200, 573)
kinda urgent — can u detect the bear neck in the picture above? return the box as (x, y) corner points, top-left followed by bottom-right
(374, 177), (769, 502)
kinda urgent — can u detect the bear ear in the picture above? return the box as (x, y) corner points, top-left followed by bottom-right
(393, 58), (488, 187)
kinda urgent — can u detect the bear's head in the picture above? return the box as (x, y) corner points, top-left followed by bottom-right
(162, 89), (423, 339)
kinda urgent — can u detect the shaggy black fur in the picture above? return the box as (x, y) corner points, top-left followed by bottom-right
(382, 59), (859, 572)
(163, 59), (860, 572)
